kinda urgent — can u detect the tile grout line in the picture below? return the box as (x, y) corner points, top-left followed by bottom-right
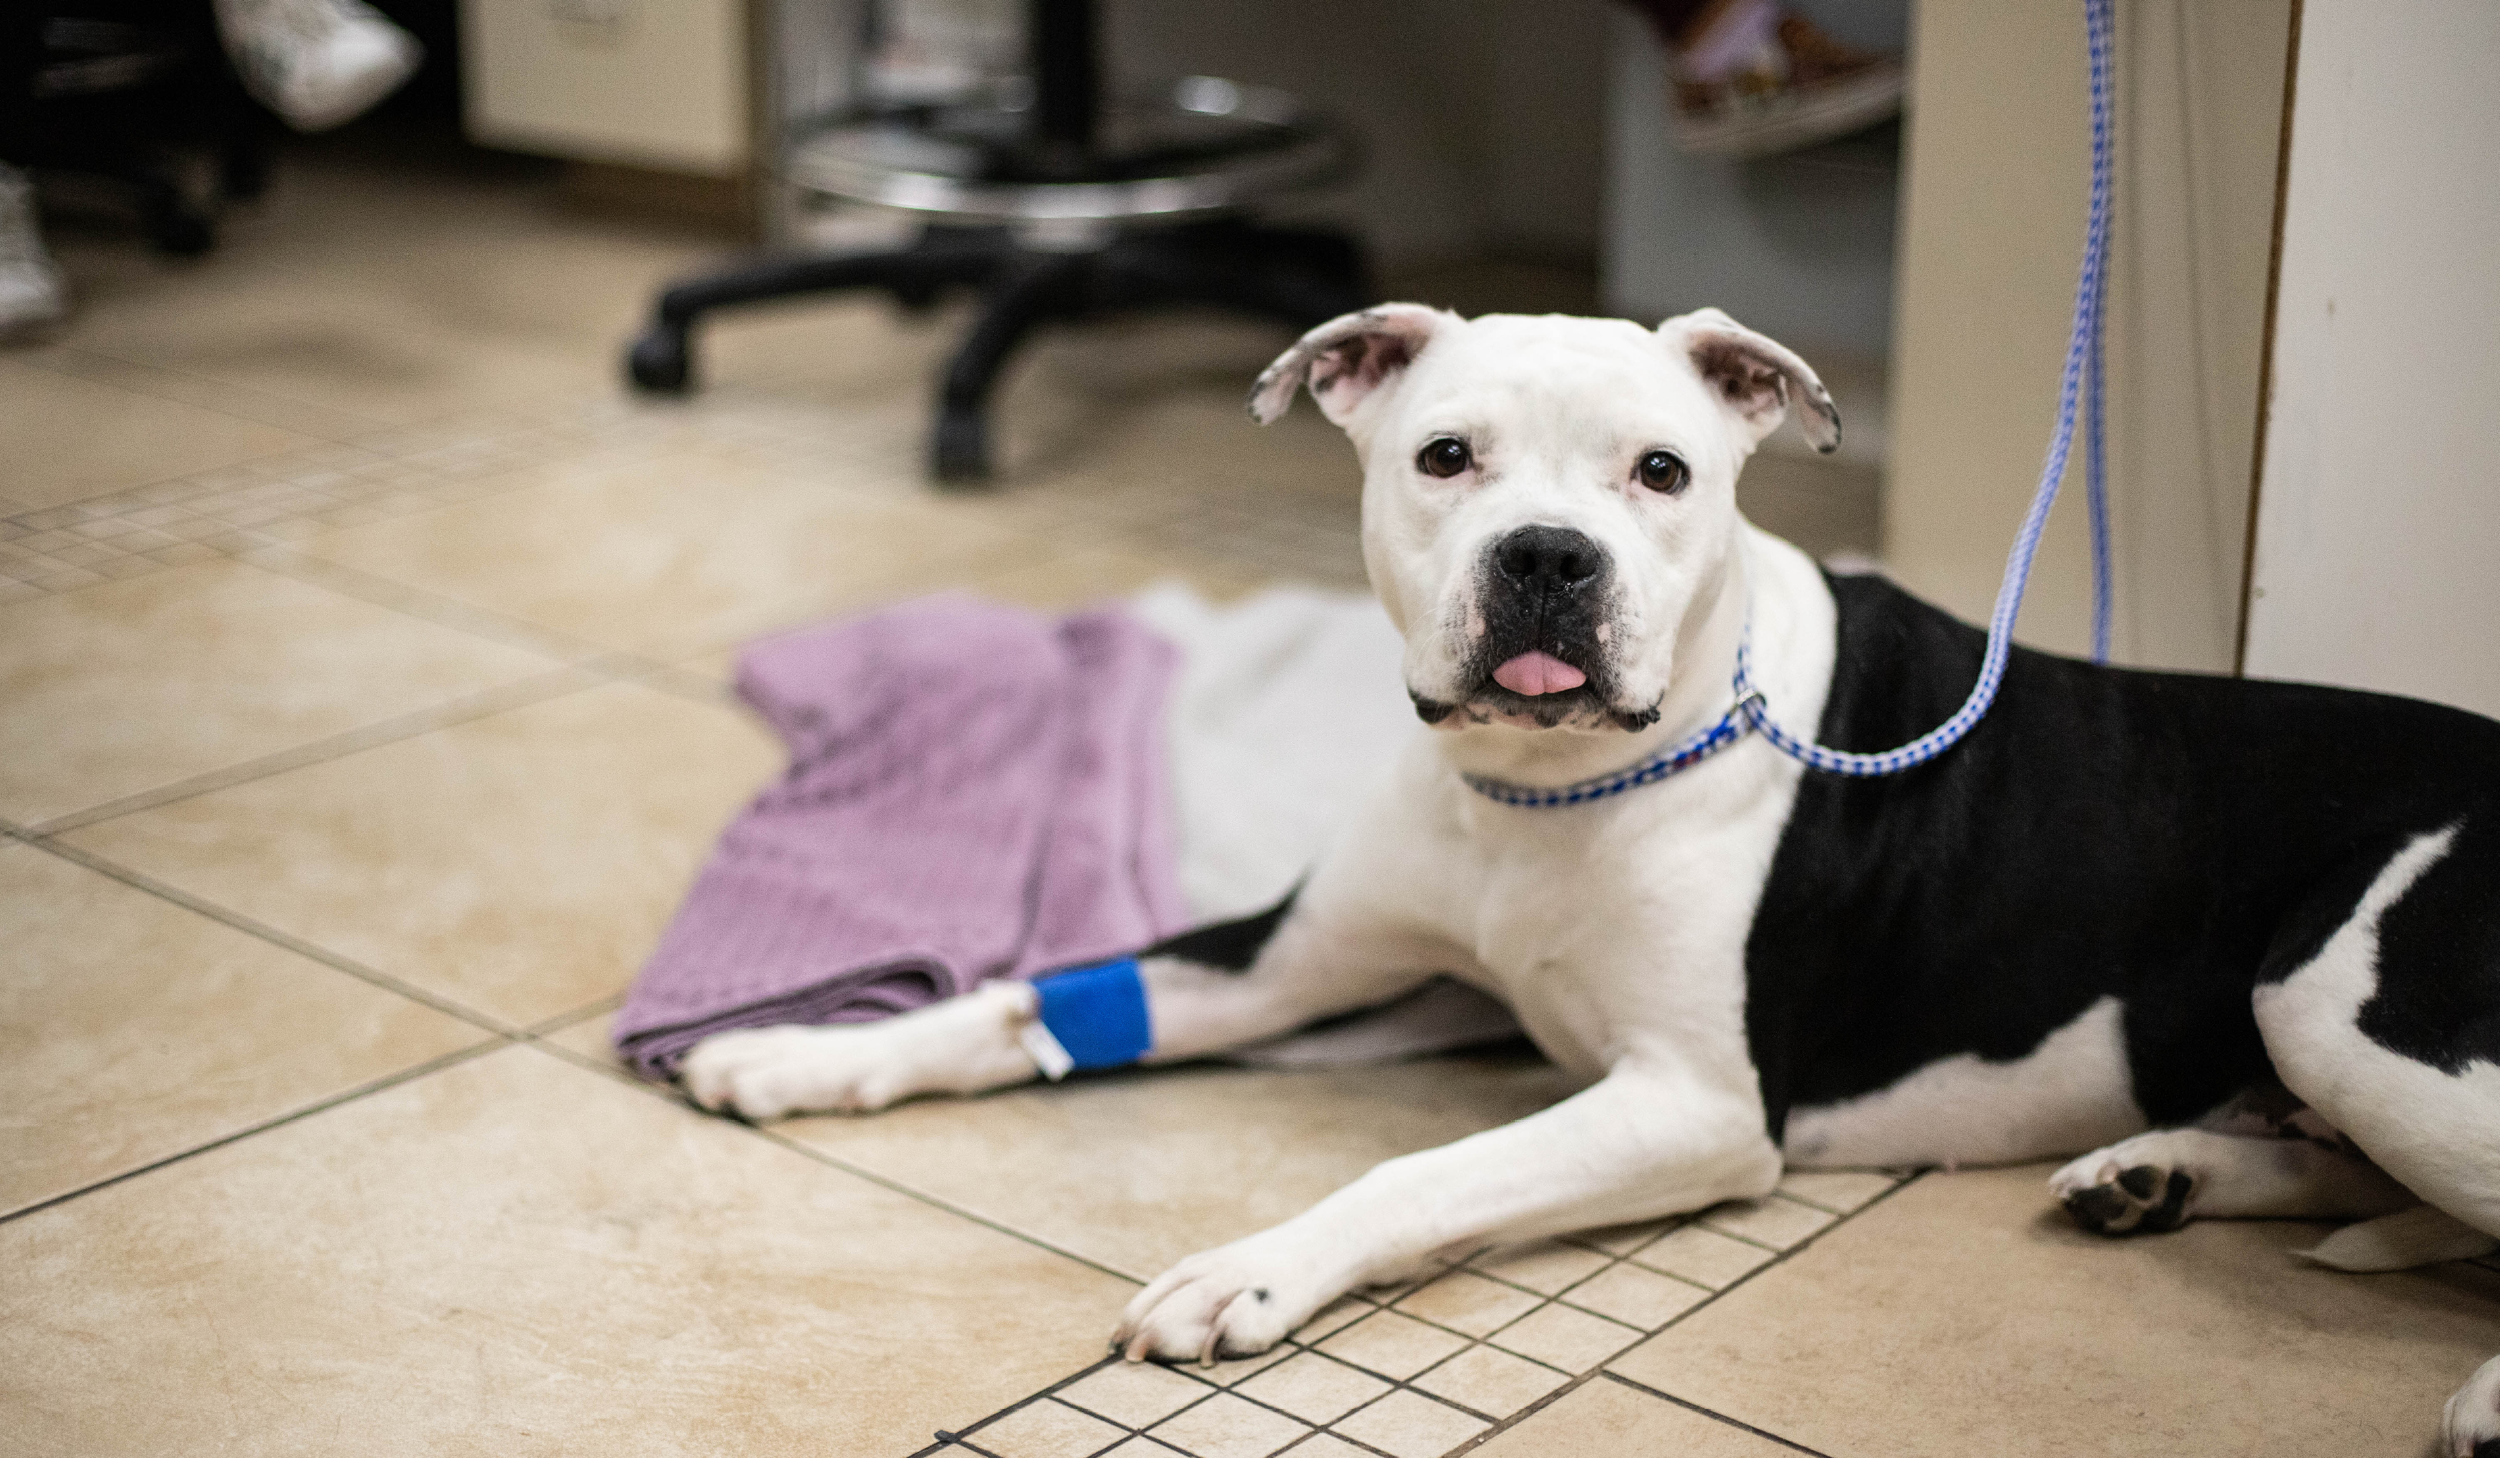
(1592, 1371), (1838, 1458)
(14, 830), (521, 1040)
(22, 665), (609, 837)
(0, 946), (632, 1231)
(18, 343), (386, 445)
(519, 1034), (1152, 1291)
(239, 546), (644, 670)
(14, 544), (749, 841)
(0, 1037), (511, 1228)
(608, 659), (745, 709)
(235, 546), (760, 713)
(520, 991), (628, 1039)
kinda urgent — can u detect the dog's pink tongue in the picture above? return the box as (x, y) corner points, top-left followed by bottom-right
(1493, 652), (1587, 696)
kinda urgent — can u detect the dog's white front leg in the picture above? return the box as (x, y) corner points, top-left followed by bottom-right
(1114, 1057), (1780, 1363)
(1136, 915), (1438, 1063)
(681, 981), (1042, 1119)
(680, 890), (1435, 1120)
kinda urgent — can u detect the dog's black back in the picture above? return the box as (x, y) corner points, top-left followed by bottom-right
(1745, 571), (2500, 1140)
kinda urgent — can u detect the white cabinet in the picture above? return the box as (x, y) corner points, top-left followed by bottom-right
(460, 0), (752, 176)
(2241, 0), (2500, 718)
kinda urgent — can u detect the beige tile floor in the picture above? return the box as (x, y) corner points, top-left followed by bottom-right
(6, 135), (2487, 1458)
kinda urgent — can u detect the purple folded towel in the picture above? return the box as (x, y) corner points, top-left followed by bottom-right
(613, 594), (1188, 1081)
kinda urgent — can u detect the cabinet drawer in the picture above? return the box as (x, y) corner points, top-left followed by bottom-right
(461, 0), (749, 176)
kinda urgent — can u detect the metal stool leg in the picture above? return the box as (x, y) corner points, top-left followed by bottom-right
(136, 168), (213, 256)
(625, 233), (1006, 394)
(931, 253), (1089, 482)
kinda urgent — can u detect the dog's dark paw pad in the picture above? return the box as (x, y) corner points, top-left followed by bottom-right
(2143, 1169), (2193, 1230)
(2063, 1183), (2134, 1233)
(2064, 1165), (2194, 1236)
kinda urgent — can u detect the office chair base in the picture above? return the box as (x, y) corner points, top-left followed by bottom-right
(622, 218), (1371, 483)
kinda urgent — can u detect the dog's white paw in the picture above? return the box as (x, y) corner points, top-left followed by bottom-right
(679, 983), (1044, 1121)
(1113, 1233), (1337, 1365)
(2050, 1135), (2195, 1235)
(680, 1024), (912, 1120)
(2444, 1352), (2500, 1458)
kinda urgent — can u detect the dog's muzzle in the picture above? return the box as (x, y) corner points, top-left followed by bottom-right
(1411, 525), (1656, 731)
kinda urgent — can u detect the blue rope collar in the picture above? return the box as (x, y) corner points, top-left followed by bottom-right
(1465, 0), (2115, 809)
(1458, 683), (1762, 809)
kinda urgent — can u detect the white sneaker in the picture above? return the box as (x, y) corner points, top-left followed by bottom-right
(0, 165), (69, 339)
(213, 0), (422, 133)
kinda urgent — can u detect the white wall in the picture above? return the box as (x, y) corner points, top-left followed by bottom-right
(2241, 0), (2500, 716)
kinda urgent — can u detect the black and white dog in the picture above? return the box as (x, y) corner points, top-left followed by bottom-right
(683, 306), (2500, 1452)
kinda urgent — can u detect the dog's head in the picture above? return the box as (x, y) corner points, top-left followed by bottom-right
(1251, 305), (1838, 736)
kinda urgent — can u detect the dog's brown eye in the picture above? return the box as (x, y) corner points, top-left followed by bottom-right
(1637, 449), (1690, 495)
(1417, 436), (1472, 478)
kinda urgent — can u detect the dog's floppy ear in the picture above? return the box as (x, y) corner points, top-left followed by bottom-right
(1663, 307), (1842, 454)
(1248, 304), (1453, 427)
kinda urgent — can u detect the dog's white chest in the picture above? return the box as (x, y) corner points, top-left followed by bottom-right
(1398, 747), (1807, 1090)
(1456, 850), (1680, 1080)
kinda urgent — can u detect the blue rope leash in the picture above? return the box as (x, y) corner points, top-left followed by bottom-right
(1468, 0), (2113, 805)
(2085, 143), (2114, 667)
(1738, 0), (2114, 776)
(2081, 0), (2115, 666)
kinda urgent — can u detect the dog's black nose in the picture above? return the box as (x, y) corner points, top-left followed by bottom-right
(1492, 525), (1607, 594)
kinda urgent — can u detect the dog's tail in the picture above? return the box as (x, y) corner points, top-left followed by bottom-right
(2295, 1202), (2500, 1272)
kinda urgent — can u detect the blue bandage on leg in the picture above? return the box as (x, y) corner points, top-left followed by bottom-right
(1021, 959), (1151, 1079)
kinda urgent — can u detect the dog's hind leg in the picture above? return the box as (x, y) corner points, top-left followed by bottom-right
(2246, 819), (2500, 1457)
(2252, 820), (2500, 1244)
(2048, 1125), (2413, 1235)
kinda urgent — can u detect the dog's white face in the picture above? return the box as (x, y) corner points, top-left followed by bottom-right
(1251, 305), (1839, 737)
